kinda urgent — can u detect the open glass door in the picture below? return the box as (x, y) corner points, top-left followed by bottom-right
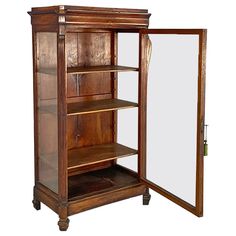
(138, 29), (207, 216)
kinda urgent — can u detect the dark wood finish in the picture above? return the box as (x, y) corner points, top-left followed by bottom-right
(58, 218), (70, 231)
(195, 29), (207, 216)
(29, 5), (206, 231)
(65, 31), (114, 155)
(139, 29), (207, 216)
(138, 32), (151, 207)
(32, 199), (41, 210)
(31, 5), (149, 14)
(28, 5), (151, 29)
(29, 5), (150, 231)
(68, 161), (113, 176)
(143, 188), (151, 205)
(68, 143), (137, 170)
(67, 65), (138, 74)
(57, 26), (68, 228)
(67, 98), (138, 116)
(35, 183), (59, 214)
(142, 178), (197, 214)
(138, 33), (149, 178)
(68, 165), (140, 200)
(33, 185), (41, 210)
(140, 28), (205, 34)
(68, 183), (146, 215)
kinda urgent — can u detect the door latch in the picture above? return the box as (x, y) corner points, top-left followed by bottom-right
(204, 124), (208, 156)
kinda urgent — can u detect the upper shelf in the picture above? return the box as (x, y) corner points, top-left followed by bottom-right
(67, 65), (138, 74)
(67, 98), (138, 116)
(37, 65), (138, 75)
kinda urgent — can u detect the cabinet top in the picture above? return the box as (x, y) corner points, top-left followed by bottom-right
(28, 5), (149, 14)
(28, 5), (151, 29)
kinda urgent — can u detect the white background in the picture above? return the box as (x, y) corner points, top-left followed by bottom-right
(0, 0), (235, 235)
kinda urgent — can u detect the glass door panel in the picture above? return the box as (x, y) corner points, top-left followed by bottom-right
(140, 29), (206, 215)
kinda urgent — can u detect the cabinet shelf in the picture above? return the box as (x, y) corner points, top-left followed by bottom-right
(68, 165), (140, 200)
(67, 98), (138, 116)
(39, 99), (138, 116)
(68, 143), (137, 170)
(67, 65), (138, 74)
(37, 65), (138, 75)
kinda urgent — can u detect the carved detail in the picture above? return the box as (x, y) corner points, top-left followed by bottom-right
(58, 15), (66, 23)
(146, 35), (152, 69)
(58, 218), (70, 231)
(32, 199), (41, 210)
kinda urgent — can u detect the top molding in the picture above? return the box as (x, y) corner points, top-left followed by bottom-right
(28, 5), (151, 29)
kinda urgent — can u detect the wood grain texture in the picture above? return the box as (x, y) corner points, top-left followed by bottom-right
(30, 5), (149, 14)
(35, 183), (59, 214)
(57, 29), (69, 226)
(138, 33), (149, 178)
(68, 183), (146, 215)
(29, 4), (151, 231)
(68, 143), (137, 169)
(65, 32), (114, 154)
(28, 5), (151, 29)
(67, 65), (138, 74)
(68, 165), (140, 200)
(67, 98), (138, 115)
(195, 29), (207, 217)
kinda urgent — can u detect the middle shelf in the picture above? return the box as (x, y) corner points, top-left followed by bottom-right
(68, 143), (137, 170)
(67, 98), (138, 116)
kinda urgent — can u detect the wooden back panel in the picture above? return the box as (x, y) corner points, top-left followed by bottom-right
(66, 32), (114, 152)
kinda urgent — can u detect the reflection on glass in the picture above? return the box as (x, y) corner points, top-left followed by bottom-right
(37, 32), (58, 193)
(147, 34), (199, 205)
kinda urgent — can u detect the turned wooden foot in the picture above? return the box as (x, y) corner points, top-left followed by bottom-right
(32, 199), (41, 210)
(143, 189), (151, 205)
(58, 218), (70, 231)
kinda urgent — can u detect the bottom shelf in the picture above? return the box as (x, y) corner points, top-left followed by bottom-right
(68, 165), (139, 201)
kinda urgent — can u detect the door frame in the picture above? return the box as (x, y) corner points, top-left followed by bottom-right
(138, 29), (207, 216)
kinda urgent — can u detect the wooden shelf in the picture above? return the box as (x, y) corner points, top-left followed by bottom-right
(67, 98), (138, 116)
(68, 165), (140, 200)
(68, 143), (137, 170)
(37, 65), (138, 75)
(67, 65), (138, 74)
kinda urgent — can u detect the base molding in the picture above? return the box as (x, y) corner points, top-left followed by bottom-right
(68, 184), (146, 216)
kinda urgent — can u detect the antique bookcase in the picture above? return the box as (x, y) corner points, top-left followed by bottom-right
(28, 5), (207, 231)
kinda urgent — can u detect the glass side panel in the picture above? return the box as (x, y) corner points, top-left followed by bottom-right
(117, 33), (139, 172)
(36, 32), (58, 193)
(147, 34), (199, 205)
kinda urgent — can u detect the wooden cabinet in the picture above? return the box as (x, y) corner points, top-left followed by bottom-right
(28, 5), (207, 231)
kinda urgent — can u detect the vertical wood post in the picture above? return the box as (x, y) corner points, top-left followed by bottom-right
(57, 22), (69, 230)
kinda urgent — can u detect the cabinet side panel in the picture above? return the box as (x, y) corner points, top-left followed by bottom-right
(37, 32), (58, 193)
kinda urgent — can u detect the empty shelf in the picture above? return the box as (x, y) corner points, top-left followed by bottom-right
(68, 165), (140, 200)
(67, 98), (138, 116)
(68, 143), (137, 170)
(67, 65), (138, 74)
